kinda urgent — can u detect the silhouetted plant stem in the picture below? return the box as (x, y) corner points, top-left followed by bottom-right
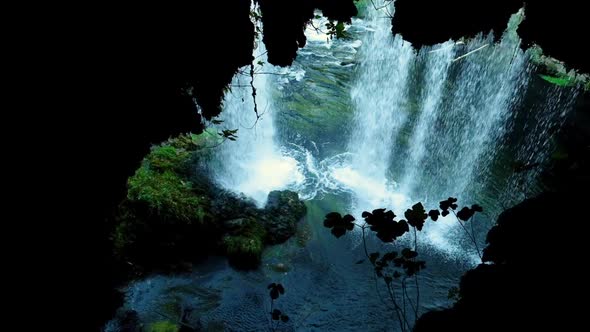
(469, 214), (481, 256)
(401, 279), (407, 322)
(269, 298), (275, 332)
(359, 222), (409, 331)
(451, 210), (482, 260)
(413, 227), (420, 321)
(360, 224), (370, 260)
(402, 278), (418, 319)
(386, 283), (411, 332)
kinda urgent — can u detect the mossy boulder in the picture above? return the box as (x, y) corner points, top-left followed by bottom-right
(223, 217), (267, 269)
(262, 190), (307, 244)
(112, 133), (307, 272)
(127, 166), (208, 223)
(112, 133), (218, 270)
(147, 320), (178, 332)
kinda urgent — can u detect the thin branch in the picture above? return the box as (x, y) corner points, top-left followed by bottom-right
(453, 44), (489, 62)
(254, 50), (268, 60)
(451, 210), (483, 260)
(308, 19), (327, 35)
(250, 63), (259, 119)
(370, 0), (394, 11)
(253, 71), (289, 76)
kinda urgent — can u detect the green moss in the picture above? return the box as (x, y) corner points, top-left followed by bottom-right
(223, 218), (267, 268)
(127, 166), (205, 223)
(164, 130), (221, 151)
(224, 235), (263, 256)
(539, 74), (575, 87)
(146, 145), (190, 172)
(147, 320), (178, 332)
(112, 214), (136, 254)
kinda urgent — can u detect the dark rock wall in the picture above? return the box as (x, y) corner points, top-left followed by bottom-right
(393, 0), (589, 73)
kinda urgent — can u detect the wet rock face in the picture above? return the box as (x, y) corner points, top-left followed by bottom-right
(262, 190), (307, 244)
(210, 191), (259, 222)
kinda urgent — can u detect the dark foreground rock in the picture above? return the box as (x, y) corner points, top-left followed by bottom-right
(415, 191), (585, 332)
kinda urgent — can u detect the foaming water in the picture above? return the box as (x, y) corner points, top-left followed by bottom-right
(209, 44), (304, 206)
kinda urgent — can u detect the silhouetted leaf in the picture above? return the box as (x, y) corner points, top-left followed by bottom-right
(385, 210), (396, 220)
(401, 248), (418, 259)
(405, 202), (428, 231)
(440, 197), (458, 211)
(375, 259), (388, 268)
(272, 309), (281, 320)
(457, 207), (474, 221)
(442, 210), (450, 217)
(471, 204), (483, 212)
(270, 288), (279, 300)
(369, 252), (380, 264)
(268, 283), (285, 300)
(382, 251), (397, 261)
(428, 209), (440, 221)
(281, 315), (289, 323)
(324, 212), (355, 238)
(364, 209), (409, 242)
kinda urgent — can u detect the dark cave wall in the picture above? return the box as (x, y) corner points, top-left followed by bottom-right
(393, 0), (590, 73)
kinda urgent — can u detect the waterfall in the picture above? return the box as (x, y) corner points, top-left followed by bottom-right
(208, 2), (579, 257)
(336, 4), (567, 258)
(347, 5), (414, 189)
(209, 43), (304, 206)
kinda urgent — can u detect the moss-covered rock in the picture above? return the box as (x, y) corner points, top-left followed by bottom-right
(127, 166), (207, 223)
(223, 217), (267, 269)
(112, 133), (219, 270)
(263, 190), (307, 244)
(529, 44), (589, 91)
(113, 133), (307, 272)
(147, 320), (178, 332)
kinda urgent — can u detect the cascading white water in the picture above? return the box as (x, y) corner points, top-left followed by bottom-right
(340, 4), (532, 257)
(209, 43), (304, 206)
(209, 2), (579, 259)
(397, 42), (455, 197)
(330, 4), (415, 215)
(345, 5), (414, 193)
